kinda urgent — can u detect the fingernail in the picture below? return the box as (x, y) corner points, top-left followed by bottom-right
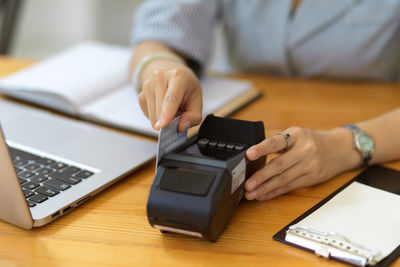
(155, 114), (166, 129)
(247, 149), (258, 159)
(246, 180), (257, 190)
(155, 120), (162, 129)
(180, 120), (190, 132)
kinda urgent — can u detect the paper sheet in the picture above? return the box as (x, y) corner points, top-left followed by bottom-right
(298, 181), (400, 262)
(0, 42), (131, 107)
(0, 41), (254, 137)
(80, 77), (252, 137)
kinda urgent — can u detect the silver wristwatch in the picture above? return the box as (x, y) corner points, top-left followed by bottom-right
(343, 124), (374, 168)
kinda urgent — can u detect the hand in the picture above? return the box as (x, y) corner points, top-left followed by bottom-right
(244, 127), (359, 201)
(138, 60), (202, 132)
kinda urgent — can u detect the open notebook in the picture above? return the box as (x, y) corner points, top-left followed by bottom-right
(0, 42), (260, 137)
(274, 166), (400, 267)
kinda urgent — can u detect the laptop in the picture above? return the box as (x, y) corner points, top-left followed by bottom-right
(0, 98), (156, 229)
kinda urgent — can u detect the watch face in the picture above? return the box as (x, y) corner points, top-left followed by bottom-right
(359, 135), (374, 152)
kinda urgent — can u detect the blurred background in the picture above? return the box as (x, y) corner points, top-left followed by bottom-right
(4, 0), (142, 58)
(1, 0), (228, 72)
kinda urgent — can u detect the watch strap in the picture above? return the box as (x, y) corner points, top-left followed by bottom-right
(343, 124), (374, 168)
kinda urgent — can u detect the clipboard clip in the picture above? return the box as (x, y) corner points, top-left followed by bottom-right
(285, 224), (380, 266)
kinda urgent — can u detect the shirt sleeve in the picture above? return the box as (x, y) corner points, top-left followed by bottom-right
(131, 0), (221, 72)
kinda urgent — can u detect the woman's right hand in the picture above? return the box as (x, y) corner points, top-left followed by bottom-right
(138, 59), (203, 132)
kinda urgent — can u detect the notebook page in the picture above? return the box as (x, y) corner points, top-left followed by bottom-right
(81, 83), (156, 136)
(0, 42), (131, 110)
(298, 181), (400, 262)
(80, 77), (252, 137)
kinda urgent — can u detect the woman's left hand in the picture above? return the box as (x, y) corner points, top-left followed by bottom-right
(244, 127), (359, 201)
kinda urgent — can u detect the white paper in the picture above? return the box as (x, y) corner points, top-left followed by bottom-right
(81, 77), (252, 137)
(0, 41), (253, 137)
(0, 42), (131, 108)
(80, 84), (156, 136)
(199, 77), (252, 115)
(298, 182), (400, 262)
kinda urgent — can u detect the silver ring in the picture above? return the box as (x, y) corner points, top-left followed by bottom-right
(276, 132), (291, 151)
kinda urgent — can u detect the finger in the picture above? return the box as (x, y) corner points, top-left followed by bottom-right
(178, 110), (202, 132)
(178, 89), (202, 132)
(143, 78), (157, 128)
(246, 133), (294, 161)
(138, 92), (149, 118)
(154, 71), (168, 122)
(155, 73), (186, 130)
(245, 149), (302, 192)
(256, 173), (310, 201)
(245, 160), (306, 200)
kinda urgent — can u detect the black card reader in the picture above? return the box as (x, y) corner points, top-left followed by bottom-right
(147, 114), (266, 241)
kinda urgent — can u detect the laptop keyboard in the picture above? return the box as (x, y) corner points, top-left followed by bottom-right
(9, 147), (94, 208)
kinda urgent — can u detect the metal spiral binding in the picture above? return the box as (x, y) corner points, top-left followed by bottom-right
(286, 224), (380, 266)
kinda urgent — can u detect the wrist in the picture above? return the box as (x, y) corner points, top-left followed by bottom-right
(322, 127), (361, 174)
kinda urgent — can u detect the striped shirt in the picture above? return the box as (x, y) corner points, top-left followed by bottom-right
(131, 0), (400, 81)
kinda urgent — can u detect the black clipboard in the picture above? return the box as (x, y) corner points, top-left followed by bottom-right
(273, 165), (400, 267)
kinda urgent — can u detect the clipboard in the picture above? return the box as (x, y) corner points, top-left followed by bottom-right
(273, 165), (400, 267)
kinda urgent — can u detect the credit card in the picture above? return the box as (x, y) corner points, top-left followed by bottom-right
(156, 116), (187, 166)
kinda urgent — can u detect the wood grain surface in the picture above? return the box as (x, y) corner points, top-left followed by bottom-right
(0, 57), (399, 267)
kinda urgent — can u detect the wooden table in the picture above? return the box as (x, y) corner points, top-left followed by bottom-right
(0, 57), (399, 267)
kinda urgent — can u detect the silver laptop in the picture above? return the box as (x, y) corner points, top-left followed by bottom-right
(0, 99), (156, 229)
